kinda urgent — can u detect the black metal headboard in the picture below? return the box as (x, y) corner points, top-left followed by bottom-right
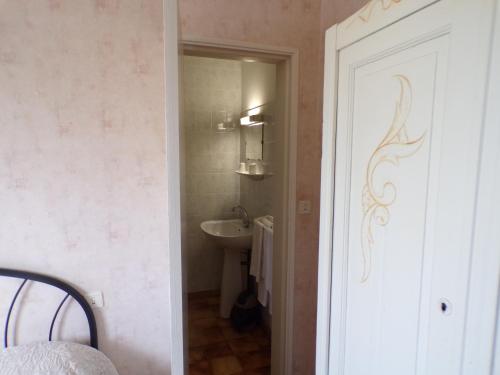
(0, 268), (98, 350)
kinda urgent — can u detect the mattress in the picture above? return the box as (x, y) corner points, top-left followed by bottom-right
(0, 342), (119, 375)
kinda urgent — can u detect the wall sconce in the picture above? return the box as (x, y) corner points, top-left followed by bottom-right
(240, 114), (265, 127)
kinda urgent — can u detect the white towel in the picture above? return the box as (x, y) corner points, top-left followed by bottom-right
(250, 217), (273, 312)
(250, 222), (264, 280)
(258, 226), (273, 312)
(260, 216), (273, 230)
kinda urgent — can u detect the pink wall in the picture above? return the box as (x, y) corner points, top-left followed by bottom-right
(321, 0), (369, 31)
(0, 0), (370, 373)
(0, 1), (171, 374)
(179, 0), (367, 373)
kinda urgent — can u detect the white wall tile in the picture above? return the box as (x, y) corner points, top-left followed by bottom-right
(182, 56), (241, 293)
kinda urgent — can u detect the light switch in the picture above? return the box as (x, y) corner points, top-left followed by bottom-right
(298, 200), (312, 214)
(86, 292), (104, 308)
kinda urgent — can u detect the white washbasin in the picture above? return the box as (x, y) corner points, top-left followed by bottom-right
(200, 219), (253, 318)
(200, 219), (253, 250)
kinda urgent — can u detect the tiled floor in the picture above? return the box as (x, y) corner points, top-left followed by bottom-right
(188, 291), (271, 375)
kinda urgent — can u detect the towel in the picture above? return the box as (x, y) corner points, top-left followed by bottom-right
(250, 217), (273, 312)
(250, 222), (264, 280)
(259, 226), (273, 311)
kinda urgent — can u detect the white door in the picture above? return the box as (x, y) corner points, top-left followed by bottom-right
(317, 1), (499, 375)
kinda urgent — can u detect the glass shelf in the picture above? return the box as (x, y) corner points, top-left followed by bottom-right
(235, 170), (274, 180)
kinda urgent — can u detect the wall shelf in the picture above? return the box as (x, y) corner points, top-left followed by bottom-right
(235, 170), (274, 180)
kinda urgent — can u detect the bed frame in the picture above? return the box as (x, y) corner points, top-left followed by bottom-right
(0, 268), (98, 350)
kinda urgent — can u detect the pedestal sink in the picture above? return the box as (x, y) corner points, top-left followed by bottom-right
(201, 219), (253, 318)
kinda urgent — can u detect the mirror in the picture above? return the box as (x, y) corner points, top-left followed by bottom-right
(240, 103), (274, 167)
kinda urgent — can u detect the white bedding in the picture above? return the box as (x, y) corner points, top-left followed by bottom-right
(0, 342), (119, 375)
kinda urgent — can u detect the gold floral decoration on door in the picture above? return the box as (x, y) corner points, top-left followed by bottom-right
(346, 0), (402, 28)
(360, 75), (425, 283)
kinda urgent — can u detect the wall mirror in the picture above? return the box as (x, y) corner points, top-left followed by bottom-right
(240, 103), (274, 163)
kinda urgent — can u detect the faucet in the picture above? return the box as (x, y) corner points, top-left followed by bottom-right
(232, 205), (250, 228)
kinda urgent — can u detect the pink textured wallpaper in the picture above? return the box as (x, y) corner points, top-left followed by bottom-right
(321, 0), (369, 31)
(0, 1), (170, 374)
(179, 0), (368, 373)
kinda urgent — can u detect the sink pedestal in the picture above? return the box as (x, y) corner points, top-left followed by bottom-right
(199, 219), (253, 319)
(220, 248), (244, 318)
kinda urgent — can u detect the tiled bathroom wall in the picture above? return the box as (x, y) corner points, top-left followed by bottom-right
(183, 56), (242, 293)
(240, 62), (277, 220)
(239, 127), (276, 219)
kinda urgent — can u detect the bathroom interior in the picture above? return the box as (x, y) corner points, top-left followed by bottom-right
(181, 52), (284, 374)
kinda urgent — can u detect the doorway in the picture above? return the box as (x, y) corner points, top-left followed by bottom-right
(179, 38), (298, 375)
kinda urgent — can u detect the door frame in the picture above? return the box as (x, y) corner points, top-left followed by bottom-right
(316, 0), (500, 374)
(177, 35), (299, 375)
(163, 0), (185, 374)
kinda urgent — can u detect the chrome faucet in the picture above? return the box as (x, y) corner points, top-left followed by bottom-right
(232, 205), (250, 228)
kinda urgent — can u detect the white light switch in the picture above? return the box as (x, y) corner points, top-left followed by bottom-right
(86, 292), (104, 308)
(298, 200), (312, 214)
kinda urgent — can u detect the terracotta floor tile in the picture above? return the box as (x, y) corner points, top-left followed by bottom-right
(189, 341), (233, 363)
(211, 355), (243, 375)
(189, 304), (219, 321)
(254, 336), (271, 349)
(189, 326), (226, 348)
(203, 342), (234, 359)
(189, 360), (211, 375)
(188, 292), (270, 374)
(235, 368), (271, 375)
(248, 327), (268, 339)
(221, 326), (251, 340)
(216, 318), (232, 328)
(228, 337), (261, 355)
(189, 347), (206, 364)
(238, 350), (271, 371)
(252, 336), (271, 350)
(190, 317), (219, 329)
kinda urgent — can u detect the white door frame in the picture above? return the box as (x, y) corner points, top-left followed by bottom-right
(316, 0), (500, 374)
(177, 35), (299, 375)
(163, 1), (185, 374)
(462, 1), (500, 372)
